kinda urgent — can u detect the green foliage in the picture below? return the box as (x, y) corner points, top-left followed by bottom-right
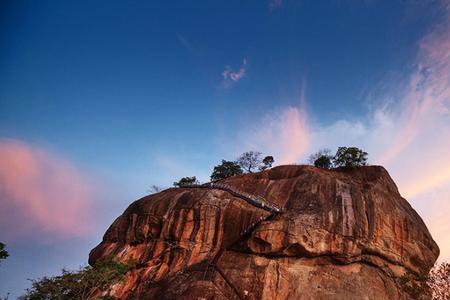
(173, 176), (199, 187)
(260, 156), (275, 170)
(333, 146), (368, 167)
(0, 242), (9, 263)
(308, 149), (333, 169)
(237, 151), (262, 173)
(210, 160), (243, 181)
(314, 155), (332, 169)
(22, 259), (130, 300)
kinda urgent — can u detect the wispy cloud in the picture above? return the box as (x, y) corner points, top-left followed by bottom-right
(233, 3), (450, 260)
(239, 106), (310, 165)
(0, 139), (97, 242)
(234, 79), (309, 164)
(221, 59), (248, 88)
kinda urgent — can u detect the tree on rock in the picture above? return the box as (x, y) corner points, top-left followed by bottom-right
(260, 156), (275, 170)
(148, 185), (163, 194)
(173, 176), (199, 187)
(333, 147), (368, 167)
(210, 160), (243, 181)
(0, 242), (8, 263)
(237, 151), (262, 173)
(308, 149), (333, 169)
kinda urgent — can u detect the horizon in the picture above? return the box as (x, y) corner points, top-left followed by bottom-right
(1, 0), (450, 297)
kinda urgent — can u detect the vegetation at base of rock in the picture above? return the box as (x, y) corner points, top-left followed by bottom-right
(428, 261), (450, 300)
(399, 261), (450, 300)
(0, 242), (8, 263)
(399, 271), (430, 299)
(21, 259), (130, 300)
(210, 160), (244, 181)
(173, 176), (199, 187)
(309, 147), (368, 169)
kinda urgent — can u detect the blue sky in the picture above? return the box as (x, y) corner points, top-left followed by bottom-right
(1, 0), (450, 297)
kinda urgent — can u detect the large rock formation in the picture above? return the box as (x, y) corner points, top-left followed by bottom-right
(89, 165), (439, 299)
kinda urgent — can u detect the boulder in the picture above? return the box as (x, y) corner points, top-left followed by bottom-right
(89, 165), (439, 299)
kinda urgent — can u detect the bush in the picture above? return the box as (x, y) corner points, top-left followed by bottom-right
(0, 242), (8, 263)
(308, 149), (333, 169)
(22, 259), (130, 300)
(173, 176), (199, 187)
(314, 155), (333, 169)
(260, 156), (275, 170)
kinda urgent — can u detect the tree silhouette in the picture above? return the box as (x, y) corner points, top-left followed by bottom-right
(237, 151), (262, 173)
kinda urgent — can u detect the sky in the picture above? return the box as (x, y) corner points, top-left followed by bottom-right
(1, 0), (450, 297)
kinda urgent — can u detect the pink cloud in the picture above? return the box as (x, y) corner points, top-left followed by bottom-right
(303, 8), (450, 260)
(235, 5), (450, 260)
(238, 106), (310, 165)
(229, 78), (309, 165)
(221, 59), (248, 88)
(0, 139), (96, 242)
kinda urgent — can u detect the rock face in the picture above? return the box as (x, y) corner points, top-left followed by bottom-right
(89, 165), (439, 299)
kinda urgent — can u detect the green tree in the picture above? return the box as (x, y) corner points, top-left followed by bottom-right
(173, 176), (199, 187)
(237, 151), (262, 173)
(333, 147), (368, 167)
(0, 242), (8, 263)
(260, 156), (275, 170)
(308, 149), (333, 169)
(22, 259), (131, 300)
(210, 160), (243, 181)
(314, 155), (332, 169)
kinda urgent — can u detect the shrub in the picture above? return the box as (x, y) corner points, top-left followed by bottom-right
(22, 259), (130, 300)
(260, 156), (275, 170)
(0, 243), (8, 263)
(173, 176), (199, 187)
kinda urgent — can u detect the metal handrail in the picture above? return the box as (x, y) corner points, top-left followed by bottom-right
(182, 182), (282, 213)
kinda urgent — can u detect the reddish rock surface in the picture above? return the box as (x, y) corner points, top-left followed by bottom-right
(89, 165), (439, 299)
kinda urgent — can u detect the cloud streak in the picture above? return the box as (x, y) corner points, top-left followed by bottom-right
(235, 3), (450, 261)
(240, 106), (309, 164)
(0, 139), (96, 242)
(221, 59), (248, 88)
